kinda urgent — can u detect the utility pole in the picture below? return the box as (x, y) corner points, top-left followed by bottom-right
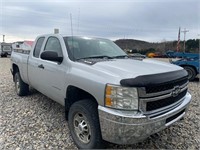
(3, 35), (5, 42)
(198, 34), (200, 52)
(181, 28), (189, 52)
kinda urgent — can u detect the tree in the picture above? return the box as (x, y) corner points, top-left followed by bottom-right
(186, 39), (199, 53)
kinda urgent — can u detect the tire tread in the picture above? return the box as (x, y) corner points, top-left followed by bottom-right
(68, 99), (104, 149)
(15, 72), (29, 96)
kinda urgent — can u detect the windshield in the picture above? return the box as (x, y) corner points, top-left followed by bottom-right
(63, 37), (127, 61)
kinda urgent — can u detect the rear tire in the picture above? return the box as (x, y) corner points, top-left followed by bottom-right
(68, 99), (104, 149)
(14, 72), (29, 96)
(183, 66), (196, 81)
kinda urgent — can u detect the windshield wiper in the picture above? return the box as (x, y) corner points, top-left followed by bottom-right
(111, 55), (129, 59)
(76, 55), (113, 60)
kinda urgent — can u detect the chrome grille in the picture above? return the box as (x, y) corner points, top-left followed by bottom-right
(146, 89), (187, 111)
(138, 79), (188, 114)
(145, 77), (188, 94)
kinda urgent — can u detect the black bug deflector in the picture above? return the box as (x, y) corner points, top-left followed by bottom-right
(120, 69), (188, 87)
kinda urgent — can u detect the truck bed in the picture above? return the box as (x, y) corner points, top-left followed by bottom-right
(11, 50), (30, 84)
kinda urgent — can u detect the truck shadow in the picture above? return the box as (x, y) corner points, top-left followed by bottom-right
(191, 77), (199, 82)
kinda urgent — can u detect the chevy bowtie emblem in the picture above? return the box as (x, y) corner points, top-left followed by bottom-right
(172, 86), (181, 97)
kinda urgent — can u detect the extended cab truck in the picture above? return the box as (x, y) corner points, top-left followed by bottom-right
(11, 34), (191, 149)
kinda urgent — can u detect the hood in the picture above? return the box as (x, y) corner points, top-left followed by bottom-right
(92, 58), (182, 79)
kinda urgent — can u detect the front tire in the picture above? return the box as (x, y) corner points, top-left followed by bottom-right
(68, 99), (103, 149)
(183, 66), (196, 81)
(14, 72), (29, 96)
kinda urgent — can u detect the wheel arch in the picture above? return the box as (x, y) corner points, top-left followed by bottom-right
(180, 64), (198, 74)
(12, 63), (19, 81)
(65, 85), (98, 116)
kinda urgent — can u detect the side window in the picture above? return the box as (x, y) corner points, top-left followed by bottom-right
(33, 37), (45, 58)
(44, 37), (63, 57)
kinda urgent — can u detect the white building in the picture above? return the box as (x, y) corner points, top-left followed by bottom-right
(12, 41), (34, 51)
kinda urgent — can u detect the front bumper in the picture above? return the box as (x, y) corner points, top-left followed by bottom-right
(98, 92), (191, 144)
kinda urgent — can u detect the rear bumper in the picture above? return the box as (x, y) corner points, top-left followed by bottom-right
(98, 92), (191, 144)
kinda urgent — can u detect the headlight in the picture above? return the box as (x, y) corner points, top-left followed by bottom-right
(105, 84), (138, 110)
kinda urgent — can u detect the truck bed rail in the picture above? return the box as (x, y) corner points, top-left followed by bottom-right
(13, 49), (30, 54)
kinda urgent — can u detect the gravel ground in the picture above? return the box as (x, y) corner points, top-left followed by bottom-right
(0, 57), (199, 149)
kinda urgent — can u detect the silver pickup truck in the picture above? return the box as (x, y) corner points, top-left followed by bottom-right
(11, 34), (191, 149)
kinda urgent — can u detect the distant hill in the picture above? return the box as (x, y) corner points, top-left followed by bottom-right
(115, 39), (153, 50)
(114, 39), (199, 54)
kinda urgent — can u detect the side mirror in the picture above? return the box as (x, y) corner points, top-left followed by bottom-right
(41, 51), (63, 63)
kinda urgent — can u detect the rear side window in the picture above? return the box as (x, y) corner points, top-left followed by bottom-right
(33, 37), (45, 58)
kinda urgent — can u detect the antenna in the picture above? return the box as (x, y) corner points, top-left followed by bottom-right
(77, 8), (80, 35)
(70, 13), (73, 37)
(70, 13), (75, 61)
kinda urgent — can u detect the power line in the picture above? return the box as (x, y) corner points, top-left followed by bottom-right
(181, 28), (189, 52)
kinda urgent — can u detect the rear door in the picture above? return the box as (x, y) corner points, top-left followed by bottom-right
(28, 37), (45, 91)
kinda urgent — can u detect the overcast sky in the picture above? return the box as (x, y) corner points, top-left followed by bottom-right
(0, 0), (199, 42)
